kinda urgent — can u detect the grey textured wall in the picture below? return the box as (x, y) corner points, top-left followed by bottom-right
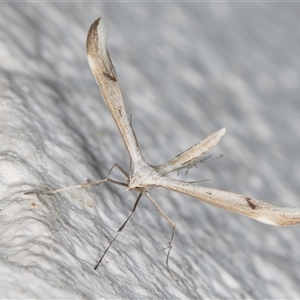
(1, 2), (300, 298)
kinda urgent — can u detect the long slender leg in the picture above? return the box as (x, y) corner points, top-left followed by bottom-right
(94, 192), (143, 270)
(108, 163), (128, 178)
(146, 192), (177, 280)
(24, 163), (128, 195)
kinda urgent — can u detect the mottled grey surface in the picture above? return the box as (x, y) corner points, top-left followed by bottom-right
(1, 2), (300, 299)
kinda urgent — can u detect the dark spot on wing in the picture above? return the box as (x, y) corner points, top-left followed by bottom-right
(245, 197), (256, 209)
(103, 71), (117, 82)
(184, 158), (193, 166)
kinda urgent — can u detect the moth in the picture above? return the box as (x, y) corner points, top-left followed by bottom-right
(26, 17), (300, 278)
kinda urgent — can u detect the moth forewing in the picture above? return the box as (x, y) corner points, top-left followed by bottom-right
(86, 17), (145, 167)
(157, 176), (300, 226)
(154, 127), (226, 176)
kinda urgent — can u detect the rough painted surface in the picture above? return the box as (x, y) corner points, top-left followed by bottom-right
(1, 3), (300, 298)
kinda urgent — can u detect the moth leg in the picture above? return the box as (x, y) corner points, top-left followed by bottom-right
(94, 192), (143, 270)
(146, 192), (177, 280)
(24, 163), (128, 195)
